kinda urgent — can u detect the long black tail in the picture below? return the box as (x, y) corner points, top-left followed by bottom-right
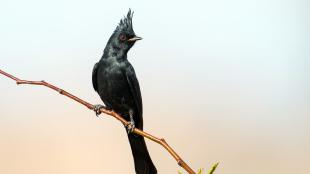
(127, 133), (157, 174)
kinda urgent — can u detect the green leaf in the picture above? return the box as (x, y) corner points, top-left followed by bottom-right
(197, 168), (203, 174)
(208, 162), (219, 174)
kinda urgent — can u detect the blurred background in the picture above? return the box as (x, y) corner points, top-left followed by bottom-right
(0, 0), (309, 173)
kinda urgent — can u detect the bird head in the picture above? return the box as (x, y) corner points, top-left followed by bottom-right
(107, 9), (142, 54)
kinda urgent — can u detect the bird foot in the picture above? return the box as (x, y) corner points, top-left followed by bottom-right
(126, 120), (135, 134)
(93, 104), (106, 117)
(126, 110), (135, 134)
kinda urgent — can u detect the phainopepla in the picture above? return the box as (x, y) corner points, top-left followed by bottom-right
(92, 9), (157, 174)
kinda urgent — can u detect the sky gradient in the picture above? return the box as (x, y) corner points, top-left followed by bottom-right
(0, 0), (309, 173)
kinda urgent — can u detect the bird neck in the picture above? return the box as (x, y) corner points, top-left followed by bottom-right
(102, 44), (128, 62)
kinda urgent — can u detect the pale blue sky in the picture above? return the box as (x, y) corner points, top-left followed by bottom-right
(0, 0), (309, 173)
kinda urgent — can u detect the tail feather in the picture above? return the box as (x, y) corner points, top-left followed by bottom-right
(128, 133), (157, 174)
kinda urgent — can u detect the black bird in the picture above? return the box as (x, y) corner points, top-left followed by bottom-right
(92, 9), (157, 174)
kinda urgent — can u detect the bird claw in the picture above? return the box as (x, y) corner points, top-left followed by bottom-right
(126, 110), (135, 134)
(126, 121), (135, 134)
(93, 104), (105, 117)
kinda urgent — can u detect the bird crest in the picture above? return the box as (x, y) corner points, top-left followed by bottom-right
(115, 9), (134, 33)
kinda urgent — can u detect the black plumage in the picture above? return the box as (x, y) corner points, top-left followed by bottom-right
(92, 9), (157, 174)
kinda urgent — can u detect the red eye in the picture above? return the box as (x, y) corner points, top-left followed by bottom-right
(119, 34), (127, 41)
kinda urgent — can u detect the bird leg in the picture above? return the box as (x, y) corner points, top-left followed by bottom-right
(126, 110), (135, 134)
(93, 104), (106, 117)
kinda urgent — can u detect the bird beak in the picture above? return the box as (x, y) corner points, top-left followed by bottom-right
(128, 36), (142, 42)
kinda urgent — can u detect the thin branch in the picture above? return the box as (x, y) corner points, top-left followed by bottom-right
(0, 69), (196, 174)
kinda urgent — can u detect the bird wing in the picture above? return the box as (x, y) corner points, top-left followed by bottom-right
(92, 62), (99, 92)
(123, 65), (143, 127)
